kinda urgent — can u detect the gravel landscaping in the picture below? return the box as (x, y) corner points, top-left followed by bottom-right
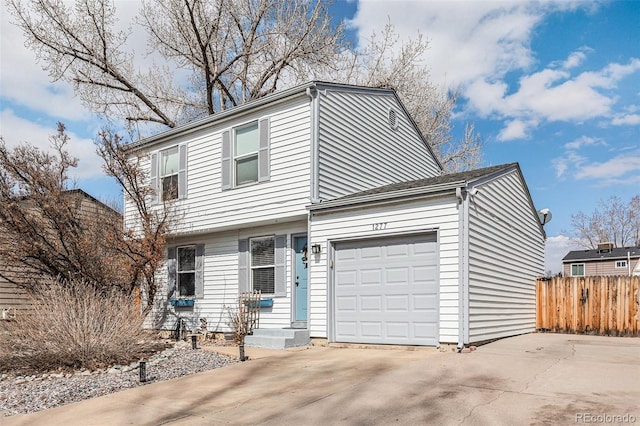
(0, 341), (239, 417)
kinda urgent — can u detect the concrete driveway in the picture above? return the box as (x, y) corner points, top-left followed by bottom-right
(3, 333), (639, 425)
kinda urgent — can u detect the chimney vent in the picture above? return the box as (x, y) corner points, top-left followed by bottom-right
(597, 242), (614, 253)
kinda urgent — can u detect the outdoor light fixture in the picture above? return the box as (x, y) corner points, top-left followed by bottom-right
(311, 244), (322, 254)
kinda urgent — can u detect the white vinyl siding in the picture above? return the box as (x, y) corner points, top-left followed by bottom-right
(466, 170), (545, 344)
(317, 90), (441, 200)
(126, 95), (311, 235)
(147, 221), (306, 332)
(309, 196), (460, 344)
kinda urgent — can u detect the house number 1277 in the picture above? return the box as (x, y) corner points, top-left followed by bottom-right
(372, 222), (387, 230)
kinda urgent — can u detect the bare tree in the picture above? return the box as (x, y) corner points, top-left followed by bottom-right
(7, 0), (343, 128)
(0, 124), (170, 315)
(96, 127), (175, 315)
(0, 124), (125, 291)
(570, 195), (640, 249)
(8, 0), (481, 170)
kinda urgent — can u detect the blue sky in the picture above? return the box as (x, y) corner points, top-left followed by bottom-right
(1, 1), (639, 273)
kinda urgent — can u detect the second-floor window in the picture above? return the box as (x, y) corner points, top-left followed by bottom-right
(615, 260), (628, 268)
(571, 263), (585, 277)
(234, 122), (259, 185)
(151, 144), (187, 203)
(221, 118), (270, 190)
(161, 146), (179, 200)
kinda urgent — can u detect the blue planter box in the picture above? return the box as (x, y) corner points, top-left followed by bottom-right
(244, 298), (273, 308)
(259, 298), (273, 308)
(170, 299), (195, 307)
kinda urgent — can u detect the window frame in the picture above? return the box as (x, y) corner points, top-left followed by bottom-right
(570, 263), (585, 277)
(233, 121), (260, 186)
(152, 144), (186, 203)
(615, 260), (628, 268)
(249, 235), (276, 295)
(222, 118), (269, 191)
(177, 245), (196, 298)
(160, 146), (179, 201)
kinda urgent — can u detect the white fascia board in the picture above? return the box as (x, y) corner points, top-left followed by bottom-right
(307, 181), (464, 214)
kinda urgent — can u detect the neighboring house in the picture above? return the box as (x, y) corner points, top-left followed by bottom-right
(128, 81), (546, 347)
(0, 189), (121, 315)
(562, 243), (640, 277)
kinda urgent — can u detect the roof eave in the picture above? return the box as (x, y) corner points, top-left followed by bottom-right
(126, 81), (403, 153)
(307, 181), (463, 213)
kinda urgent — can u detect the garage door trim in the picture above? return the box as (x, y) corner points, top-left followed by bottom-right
(328, 230), (440, 345)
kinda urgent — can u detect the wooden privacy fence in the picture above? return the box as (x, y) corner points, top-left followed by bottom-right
(536, 276), (640, 336)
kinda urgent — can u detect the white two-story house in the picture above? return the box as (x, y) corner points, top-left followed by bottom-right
(127, 81), (546, 348)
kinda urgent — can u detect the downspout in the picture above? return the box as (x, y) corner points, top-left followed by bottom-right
(306, 85), (318, 335)
(456, 187), (466, 350)
(628, 251), (632, 277)
(306, 86), (320, 204)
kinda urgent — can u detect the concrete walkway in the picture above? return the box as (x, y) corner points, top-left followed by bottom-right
(3, 333), (639, 425)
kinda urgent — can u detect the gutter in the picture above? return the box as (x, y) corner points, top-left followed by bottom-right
(307, 181), (465, 213)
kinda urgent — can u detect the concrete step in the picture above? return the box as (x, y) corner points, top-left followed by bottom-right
(244, 328), (310, 349)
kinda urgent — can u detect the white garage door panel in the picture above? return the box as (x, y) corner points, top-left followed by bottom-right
(333, 233), (438, 346)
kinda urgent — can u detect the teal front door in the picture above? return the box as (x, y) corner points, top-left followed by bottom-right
(294, 236), (308, 322)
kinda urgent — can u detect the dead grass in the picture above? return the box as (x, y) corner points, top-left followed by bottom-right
(0, 278), (165, 374)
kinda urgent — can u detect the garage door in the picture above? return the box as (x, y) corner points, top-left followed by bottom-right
(333, 233), (438, 346)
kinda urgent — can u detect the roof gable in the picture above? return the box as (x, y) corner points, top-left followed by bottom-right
(128, 81), (430, 154)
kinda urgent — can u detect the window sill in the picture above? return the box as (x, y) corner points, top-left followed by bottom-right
(170, 298), (195, 307)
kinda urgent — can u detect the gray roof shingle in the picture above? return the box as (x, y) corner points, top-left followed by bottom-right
(562, 247), (640, 262)
(335, 163), (517, 201)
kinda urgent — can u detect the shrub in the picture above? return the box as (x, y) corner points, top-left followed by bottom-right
(0, 278), (162, 373)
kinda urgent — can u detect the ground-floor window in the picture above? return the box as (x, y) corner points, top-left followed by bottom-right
(239, 235), (285, 296)
(167, 244), (203, 301)
(250, 236), (275, 294)
(177, 245), (196, 297)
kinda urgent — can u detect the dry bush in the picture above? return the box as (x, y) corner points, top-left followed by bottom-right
(0, 278), (163, 373)
(225, 306), (248, 345)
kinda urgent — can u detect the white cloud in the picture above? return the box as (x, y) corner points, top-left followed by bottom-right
(574, 151), (640, 181)
(498, 119), (533, 141)
(563, 136), (606, 150)
(0, 109), (105, 180)
(612, 113), (640, 126)
(560, 51), (587, 70)
(350, 1), (549, 85)
(545, 234), (581, 274)
(551, 151), (587, 178)
(551, 133), (640, 184)
(351, 2), (638, 141)
(0, 4), (89, 121)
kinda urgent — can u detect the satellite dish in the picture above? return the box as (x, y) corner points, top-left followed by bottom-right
(538, 208), (552, 226)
